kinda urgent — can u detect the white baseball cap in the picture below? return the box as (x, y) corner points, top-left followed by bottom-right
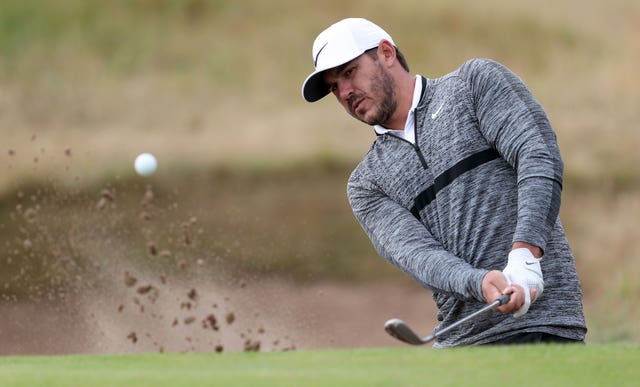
(301, 18), (394, 102)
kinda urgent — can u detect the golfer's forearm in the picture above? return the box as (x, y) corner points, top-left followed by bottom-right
(348, 183), (486, 301)
(406, 250), (488, 302)
(360, 214), (487, 301)
(373, 239), (488, 302)
(513, 175), (561, 254)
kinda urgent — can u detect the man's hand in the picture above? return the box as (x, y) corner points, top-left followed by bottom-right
(502, 247), (544, 317)
(481, 270), (533, 315)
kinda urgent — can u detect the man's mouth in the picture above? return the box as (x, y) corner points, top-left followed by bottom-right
(350, 97), (364, 115)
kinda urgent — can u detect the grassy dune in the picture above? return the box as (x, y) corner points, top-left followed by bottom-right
(1, 0), (637, 186)
(0, 0), (639, 347)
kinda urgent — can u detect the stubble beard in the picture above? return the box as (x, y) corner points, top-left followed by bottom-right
(361, 64), (397, 126)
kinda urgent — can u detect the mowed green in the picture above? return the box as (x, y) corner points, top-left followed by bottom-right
(1, 344), (638, 387)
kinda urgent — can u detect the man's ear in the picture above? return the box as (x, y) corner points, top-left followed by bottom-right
(377, 39), (397, 67)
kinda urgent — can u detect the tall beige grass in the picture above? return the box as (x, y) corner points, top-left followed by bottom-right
(2, 0), (637, 186)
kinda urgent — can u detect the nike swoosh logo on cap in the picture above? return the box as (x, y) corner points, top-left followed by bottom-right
(314, 42), (328, 67)
(525, 261), (538, 265)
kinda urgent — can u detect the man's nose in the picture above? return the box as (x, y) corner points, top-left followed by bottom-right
(337, 80), (354, 103)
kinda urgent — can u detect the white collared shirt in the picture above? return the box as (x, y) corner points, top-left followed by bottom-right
(373, 75), (423, 144)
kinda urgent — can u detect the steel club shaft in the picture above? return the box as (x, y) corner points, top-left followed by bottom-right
(384, 294), (510, 345)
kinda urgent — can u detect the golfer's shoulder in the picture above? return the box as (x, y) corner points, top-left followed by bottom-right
(430, 58), (504, 93)
(347, 146), (382, 194)
(347, 153), (373, 186)
(456, 58), (510, 82)
(459, 57), (507, 72)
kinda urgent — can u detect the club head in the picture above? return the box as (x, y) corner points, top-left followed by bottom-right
(384, 318), (433, 345)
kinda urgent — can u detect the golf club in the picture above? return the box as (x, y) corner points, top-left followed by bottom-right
(384, 294), (510, 345)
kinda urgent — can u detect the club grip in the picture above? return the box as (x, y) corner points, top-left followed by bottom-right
(497, 294), (510, 306)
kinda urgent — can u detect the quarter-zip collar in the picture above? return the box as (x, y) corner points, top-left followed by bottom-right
(374, 75), (426, 143)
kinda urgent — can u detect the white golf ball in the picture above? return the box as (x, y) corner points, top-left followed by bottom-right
(134, 153), (157, 176)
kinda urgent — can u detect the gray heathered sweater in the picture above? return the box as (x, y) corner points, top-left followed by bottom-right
(347, 58), (587, 347)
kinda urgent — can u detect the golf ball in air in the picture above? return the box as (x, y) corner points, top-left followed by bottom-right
(134, 153), (157, 176)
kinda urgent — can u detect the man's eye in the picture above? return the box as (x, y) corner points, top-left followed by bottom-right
(344, 68), (354, 77)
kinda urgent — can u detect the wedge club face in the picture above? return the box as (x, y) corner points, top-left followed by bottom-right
(384, 294), (510, 345)
(384, 318), (435, 345)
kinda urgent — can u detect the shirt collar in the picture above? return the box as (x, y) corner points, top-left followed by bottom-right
(374, 75), (423, 135)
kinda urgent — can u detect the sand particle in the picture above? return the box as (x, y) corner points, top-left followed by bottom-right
(124, 271), (137, 287)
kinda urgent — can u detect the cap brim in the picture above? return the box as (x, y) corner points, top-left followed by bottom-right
(302, 46), (371, 102)
(302, 70), (330, 103)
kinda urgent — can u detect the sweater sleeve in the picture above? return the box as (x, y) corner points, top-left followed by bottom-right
(347, 168), (487, 302)
(463, 59), (563, 253)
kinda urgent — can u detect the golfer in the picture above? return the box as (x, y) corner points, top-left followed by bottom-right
(302, 18), (586, 346)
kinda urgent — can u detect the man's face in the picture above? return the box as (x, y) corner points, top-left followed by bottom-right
(322, 50), (397, 126)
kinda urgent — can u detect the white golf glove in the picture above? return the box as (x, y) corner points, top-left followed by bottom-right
(502, 248), (544, 318)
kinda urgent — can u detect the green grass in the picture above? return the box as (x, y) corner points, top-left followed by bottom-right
(1, 344), (638, 386)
